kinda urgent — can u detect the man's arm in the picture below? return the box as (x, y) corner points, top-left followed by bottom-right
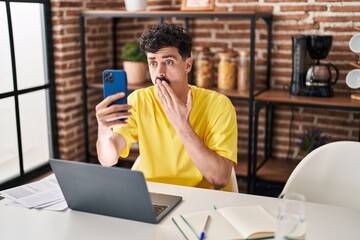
(156, 81), (234, 189)
(176, 125), (234, 189)
(96, 132), (127, 167)
(95, 92), (131, 166)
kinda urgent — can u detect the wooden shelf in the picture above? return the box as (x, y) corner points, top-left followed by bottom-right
(234, 155), (298, 183)
(350, 62), (360, 69)
(87, 81), (266, 100)
(87, 81), (152, 90)
(255, 89), (360, 109)
(234, 154), (248, 178)
(209, 87), (265, 99)
(81, 10), (272, 18)
(351, 94), (360, 101)
(255, 158), (299, 183)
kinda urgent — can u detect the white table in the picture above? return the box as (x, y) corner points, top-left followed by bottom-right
(1, 182), (360, 240)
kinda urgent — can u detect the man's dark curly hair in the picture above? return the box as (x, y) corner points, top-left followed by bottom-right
(139, 23), (192, 60)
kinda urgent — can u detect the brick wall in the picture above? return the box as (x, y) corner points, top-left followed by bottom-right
(52, 0), (360, 163)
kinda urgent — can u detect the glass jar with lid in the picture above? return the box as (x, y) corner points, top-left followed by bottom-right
(237, 50), (250, 91)
(217, 52), (236, 90)
(195, 47), (214, 88)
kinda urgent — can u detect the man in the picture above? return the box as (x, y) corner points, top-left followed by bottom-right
(95, 23), (237, 190)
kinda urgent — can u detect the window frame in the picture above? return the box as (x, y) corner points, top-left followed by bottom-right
(0, 0), (58, 190)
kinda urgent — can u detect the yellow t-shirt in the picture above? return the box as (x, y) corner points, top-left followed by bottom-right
(113, 85), (238, 190)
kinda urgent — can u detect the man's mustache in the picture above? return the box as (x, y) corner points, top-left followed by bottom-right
(156, 76), (171, 85)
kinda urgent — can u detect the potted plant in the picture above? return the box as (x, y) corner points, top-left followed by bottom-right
(122, 41), (148, 85)
(299, 128), (330, 154)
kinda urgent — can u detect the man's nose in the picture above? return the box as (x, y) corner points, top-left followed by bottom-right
(157, 64), (166, 77)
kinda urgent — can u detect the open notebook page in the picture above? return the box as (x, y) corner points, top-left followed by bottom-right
(219, 205), (275, 239)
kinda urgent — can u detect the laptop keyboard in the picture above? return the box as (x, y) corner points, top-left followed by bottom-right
(152, 204), (168, 217)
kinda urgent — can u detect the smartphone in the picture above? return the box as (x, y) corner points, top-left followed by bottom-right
(102, 69), (128, 105)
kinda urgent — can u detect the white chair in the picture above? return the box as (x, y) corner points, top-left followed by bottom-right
(131, 155), (141, 171)
(131, 156), (238, 193)
(229, 166), (239, 193)
(281, 141), (360, 209)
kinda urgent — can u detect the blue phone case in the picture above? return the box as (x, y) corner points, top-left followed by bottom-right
(102, 69), (128, 105)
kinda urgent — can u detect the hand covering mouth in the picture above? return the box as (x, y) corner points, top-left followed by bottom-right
(156, 76), (171, 85)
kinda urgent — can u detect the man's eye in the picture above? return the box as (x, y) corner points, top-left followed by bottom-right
(166, 60), (174, 66)
(149, 62), (157, 67)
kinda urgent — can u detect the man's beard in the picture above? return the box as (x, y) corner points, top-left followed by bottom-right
(156, 76), (171, 85)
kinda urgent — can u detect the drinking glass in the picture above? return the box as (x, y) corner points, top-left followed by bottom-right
(275, 192), (307, 240)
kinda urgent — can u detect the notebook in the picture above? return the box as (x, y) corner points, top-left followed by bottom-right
(49, 158), (182, 224)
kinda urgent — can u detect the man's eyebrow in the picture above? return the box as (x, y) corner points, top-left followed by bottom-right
(162, 54), (177, 59)
(147, 54), (178, 60)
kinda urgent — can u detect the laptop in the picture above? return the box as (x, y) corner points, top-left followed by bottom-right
(49, 158), (182, 224)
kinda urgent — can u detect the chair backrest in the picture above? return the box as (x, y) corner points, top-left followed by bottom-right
(229, 166), (239, 193)
(282, 141), (360, 209)
(131, 156), (141, 171)
(131, 156), (239, 193)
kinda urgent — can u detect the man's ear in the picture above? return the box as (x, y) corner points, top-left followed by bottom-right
(185, 57), (193, 73)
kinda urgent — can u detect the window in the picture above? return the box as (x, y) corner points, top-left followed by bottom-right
(0, 0), (57, 188)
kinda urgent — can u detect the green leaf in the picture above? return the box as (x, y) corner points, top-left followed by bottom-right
(122, 41), (147, 63)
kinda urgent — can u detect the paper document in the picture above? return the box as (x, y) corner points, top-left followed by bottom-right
(0, 174), (68, 211)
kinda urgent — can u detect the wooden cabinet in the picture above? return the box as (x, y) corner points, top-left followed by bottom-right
(80, 10), (273, 193)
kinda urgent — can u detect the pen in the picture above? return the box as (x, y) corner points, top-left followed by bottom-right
(180, 215), (198, 238)
(172, 218), (189, 240)
(199, 215), (211, 240)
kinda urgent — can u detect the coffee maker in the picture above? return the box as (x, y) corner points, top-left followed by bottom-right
(290, 35), (339, 97)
